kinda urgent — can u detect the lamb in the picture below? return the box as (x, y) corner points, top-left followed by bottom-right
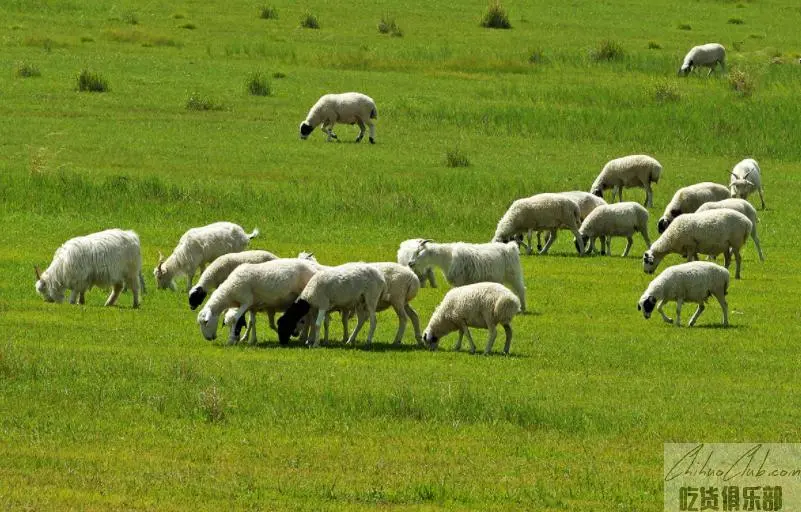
(492, 193), (584, 256)
(423, 283), (521, 355)
(578, 202), (651, 257)
(196, 258), (319, 344)
(729, 158), (765, 210)
(34, 228), (142, 308)
(590, 155), (663, 208)
(678, 43), (726, 76)
(276, 263), (387, 347)
(638, 261), (729, 327)
(407, 240), (527, 312)
(656, 182), (731, 233)
(154, 222), (259, 293)
(643, 209), (752, 279)
(298, 92), (378, 144)
(397, 238), (437, 288)
(188, 250), (279, 310)
(696, 198), (764, 262)
(529, 191), (607, 252)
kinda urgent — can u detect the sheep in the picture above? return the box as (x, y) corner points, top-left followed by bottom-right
(638, 261), (729, 327)
(154, 222), (259, 293)
(34, 228), (142, 308)
(188, 250), (278, 310)
(423, 283), (521, 355)
(643, 209), (752, 279)
(277, 263), (387, 348)
(529, 191), (607, 251)
(196, 258), (319, 345)
(656, 182), (731, 234)
(678, 43), (726, 76)
(397, 238), (437, 288)
(696, 198), (764, 262)
(492, 193), (584, 256)
(407, 240), (527, 312)
(590, 155), (663, 208)
(298, 92), (378, 144)
(729, 158), (765, 210)
(578, 202), (651, 257)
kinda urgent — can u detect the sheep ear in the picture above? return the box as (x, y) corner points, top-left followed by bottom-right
(637, 303), (642, 311)
(157, 252), (164, 272)
(421, 239), (433, 245)
(307, 252), (314, 257)
(34, 265), (41, 281)
(743, 171), (751, 179)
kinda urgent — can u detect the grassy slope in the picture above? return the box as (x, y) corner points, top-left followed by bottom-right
(2, 0), (801, 509)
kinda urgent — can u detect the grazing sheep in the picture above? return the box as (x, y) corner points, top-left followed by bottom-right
(408, 240), (527, 312)
(299, 92), (378, 143)
(423, 283), (521, 355)
(729, 158), (765, 210)
(638, 261), (729, 327)
(590, 155), (663, 208)
(492, 193), (584, 256)
(656, 182), (731, 233)
(397, 238), (437, 288)
(578, 202), (651, 256)
(196, 259), (319, 344)
(643, 209), (752, 279)
(530, 191), (607, 252)
(277, 263), (387, 347)
(696, 198), (764, 261)
(154, 222), (259, 293)
(678, 43), (726, 76)
(188, 250), (279, 310)
(35, 228), (143, 308)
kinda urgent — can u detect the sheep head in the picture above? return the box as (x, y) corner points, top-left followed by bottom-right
(642, 251), (660, 274)
(196, 307), (220, 341)
(299, 121), (314, 139)
(637, 295), (657, 319)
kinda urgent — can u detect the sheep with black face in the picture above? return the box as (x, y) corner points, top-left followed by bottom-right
(299, 92), (378, 143)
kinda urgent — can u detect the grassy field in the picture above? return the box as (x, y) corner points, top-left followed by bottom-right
(2, 0), (801, 509)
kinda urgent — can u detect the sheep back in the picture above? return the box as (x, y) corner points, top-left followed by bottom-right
(591, 155), (662, 193)
(430, 282), (521, 333)
(652, 209), (752, 258)
(493, 193), (581, 242)
(300, 262), (386, 311)
(447, 242), (521, 286)
(579, 202), (649, 238)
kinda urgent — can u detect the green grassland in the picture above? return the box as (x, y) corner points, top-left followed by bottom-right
(2, 0), (801, 509)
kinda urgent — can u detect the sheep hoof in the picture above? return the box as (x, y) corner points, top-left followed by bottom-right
(369, 137), (375, 144)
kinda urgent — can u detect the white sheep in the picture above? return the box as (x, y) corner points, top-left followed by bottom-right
(298, 92), (378, 144)
(578, 202), (651, 256)
(695, 198), (764, 262)
(729, 158), (765, 210)
(530, 191), (607, 252)
(590, 155), (663, 208)
(154, 222), (259, 293)
(277, 263), (387, 347)
(408, 240), (527, 312)
(423, 282), (521, 355)
(196, 258), (319, 345)
(397, 238), (437, 288)
(643, 209), (752, 279)
(678, 43), (726, 76)
(35, 229), (142, 308)
(656, 182), (731, 233)
(492, 193), (584, 256)
(638, 261), (729, 327)
(188, 250), (278, 310)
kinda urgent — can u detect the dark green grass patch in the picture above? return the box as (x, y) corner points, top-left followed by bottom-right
(245, 72), (270, 96)
(15, 62), (40, 78)
(259, 6), (278, 20)
(378, 15), (403, 37)
(590, 39), (626, 61)
(76, 70), (108, 92)
(300, 11), (320, 29)
(185, 92), (223, 111)
(480, 1), (512, 29)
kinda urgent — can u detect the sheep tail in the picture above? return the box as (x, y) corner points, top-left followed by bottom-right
(247, 228), (260, 239)
(370, 107), (378, 119)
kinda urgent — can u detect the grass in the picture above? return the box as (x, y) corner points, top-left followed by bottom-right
(76, 70), (108, 92)
(377, 15), (403, 37)
(15, 62), (40, 77)
(2, 0), (801, 509)
(245, 72), (270, 96)
(185, 92), (223, 111)
(259, 6), (278, 20)
(590, 39), (626, 61)
(678, 23), (692, 30)
(445, 148), (470, 167)
(299, 11), (320, 29)
(728, 68), (755, 96)
(480, 0), (512, 29)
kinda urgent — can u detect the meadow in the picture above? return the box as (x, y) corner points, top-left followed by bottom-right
(2, 0), (801, 509)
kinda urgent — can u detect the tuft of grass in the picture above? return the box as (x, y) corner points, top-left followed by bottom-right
(728, 68), (755, 97)
(104, 29), (180, 47)
(678, 23), (692, 30)
(272, 71), (286, 79)
(80, 35), (94, 43)
(651, 80), (681, 103)
(186, 92), (223, 111)
(480, 1), (512, 29)
(728, 17), (745, 24)
(172, 13), (185, 19)
(198, 385), (226, 423)
(445, 148), (470, 168)
(377, 15), (403, 37)
(23, 36), (68, 52)
(15, 62), (40, 78)
(528, 48), (546, 64)
(246, 72), (271, 96)
(179, 23), (196, 30)
(122, 11), (138, 25)
(590, 40), (625, 61)
(647, 41), (662, 50)
(748, 33), (764, 39)
(732, 40), (744, 52)
(259, 6), (278, 20)
(299, 11), (320, 29)
(76, 70), (108, 92)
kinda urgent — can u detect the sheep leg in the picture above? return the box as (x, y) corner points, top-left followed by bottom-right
(657, 300), (673, 324)
(139, 271), (146, 295)
(79, 291), (86, 305)
(345, 309), (366, 345)
(572, 229), (584, 256)
(723, 249), (732, 269)
(364, 311), (378, 346)
(130, 273), (141, 308)
(426, 267), (438, 288)
(641, 228), (651, 250)
(716, 293), (729, 327)
(752, 229), (765, 262)
(463, 328), (477, 354)
(644, 183), (653, 208)
(227, 304), (250, 344)
(368, 121), (376, 144)
(322, 311), (331, 343)
(391, 303), (407, 345)
(404, 304), (424, 345)
(355, 120), (366, 142)
(688, 303), (705, 327)
(484, 319), (497, 355)
(675, 299), (683, 327)
(454, 329), (464, 351)
(341, 310), (351, 343)
(105, 283), (123, 307)
(539, 229), (557, 254)
(535, 231), (542, 252)
(733, 248), (742, 279)
(605, 237), (612, 255)
(622, 236), (633, 257)
(310, 309), (327, 348)
(185, 271), (196, 293)
(758, 189), (765, 210)
(509, 274), (527, 313)
(502, 324), (513, 355)
(246, 310), (258, 344)
(69, 289), (80, 304)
